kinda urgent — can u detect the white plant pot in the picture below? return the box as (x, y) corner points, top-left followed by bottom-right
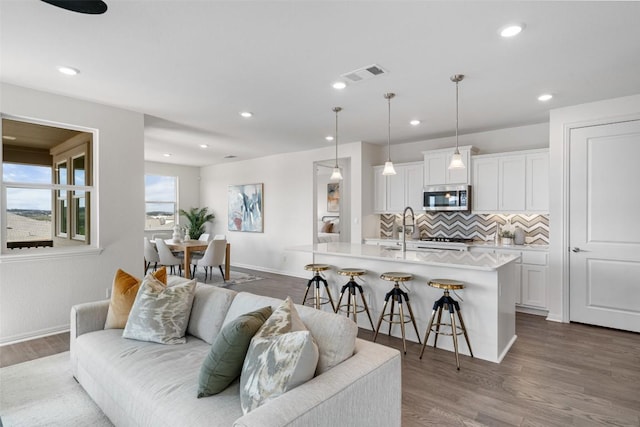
(502, 237), (513, 246)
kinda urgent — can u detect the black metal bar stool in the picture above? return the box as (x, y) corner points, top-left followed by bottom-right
(419, 279), (473, 370)
(335, 268), (375, 330)
(373, 272), (421, 354)
(302, 264), (336, 311)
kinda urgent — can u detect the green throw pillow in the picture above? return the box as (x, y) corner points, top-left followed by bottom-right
(197, 306), (273, 398)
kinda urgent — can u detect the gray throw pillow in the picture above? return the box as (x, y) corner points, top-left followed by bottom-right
(122, 274), (196, 344)
(197, 306), (273, 398)
(239, 297), (319, 414)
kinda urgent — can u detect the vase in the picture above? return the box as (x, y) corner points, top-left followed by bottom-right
(502, 237), (513, 246)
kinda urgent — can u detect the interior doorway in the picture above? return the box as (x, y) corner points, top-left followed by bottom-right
(568, 119), (640, 332)
(313, 158), (350, 244)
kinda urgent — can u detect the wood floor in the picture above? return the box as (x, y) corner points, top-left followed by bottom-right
(2, 268), (639, 426)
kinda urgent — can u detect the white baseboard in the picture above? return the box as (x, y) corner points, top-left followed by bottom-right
(515, 305), (548, 317)
(231, 263), (307, 280)
(0, 325), (69, 346)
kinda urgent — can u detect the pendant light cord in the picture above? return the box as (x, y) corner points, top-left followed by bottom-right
(455, 79), (459, 153)
(333, 107), (342, 167)
(384, 93), (395, 161)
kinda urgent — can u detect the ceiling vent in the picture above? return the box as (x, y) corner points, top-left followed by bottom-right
(340, 64), (388, 83)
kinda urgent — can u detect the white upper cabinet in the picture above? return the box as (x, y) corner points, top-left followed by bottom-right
(373, 162), (424, 214)
(423, 146), (477, 186)
(472, 149), (549, 213)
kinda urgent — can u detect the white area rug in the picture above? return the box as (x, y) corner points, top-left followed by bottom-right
(0, 352), (112, 427)
(190, 269), (263, 287)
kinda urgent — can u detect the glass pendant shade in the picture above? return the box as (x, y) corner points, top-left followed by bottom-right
(448, 151), (465, 169)
(382, 161), (396, 176)
(330, 167), (343, 180)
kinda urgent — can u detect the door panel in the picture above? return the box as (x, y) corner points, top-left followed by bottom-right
(569, 120), (640, 332)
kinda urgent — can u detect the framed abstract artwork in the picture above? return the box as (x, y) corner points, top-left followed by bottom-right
(327, 182), (340, 212)
(228, 183), (264, 232)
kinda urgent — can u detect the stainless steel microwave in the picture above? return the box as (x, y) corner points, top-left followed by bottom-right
(423, 185), (471, 212)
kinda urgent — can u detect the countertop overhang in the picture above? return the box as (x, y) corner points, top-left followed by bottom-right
(291, 243), (519, 271)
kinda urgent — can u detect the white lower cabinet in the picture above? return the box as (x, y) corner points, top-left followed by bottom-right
(470, 246), (548, 313)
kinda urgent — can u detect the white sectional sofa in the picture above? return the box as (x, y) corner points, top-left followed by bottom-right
(70, 282), (402, 427)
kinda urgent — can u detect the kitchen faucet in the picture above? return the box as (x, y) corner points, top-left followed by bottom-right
(401, 206), (415, 253)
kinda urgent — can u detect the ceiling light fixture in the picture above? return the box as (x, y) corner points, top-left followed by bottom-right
(332, 81), (347, 90)
(410, 119), (421, 126)
(382, 93), (397, 176)
(538, 93), (553, 101)
(499, 24), (525, 38)
(330, 107), (343, 181)
(448, 74), (466, 170)
(57, 66), (79, 76)
(239, 111), (253, 118)
(325, 136), (334, 141)
(200, 144), (209, 148)
(163, 153), (172, 157)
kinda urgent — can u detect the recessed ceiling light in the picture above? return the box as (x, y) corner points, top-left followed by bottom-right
(325, 136), (334, 141)
(499, 24), (525, 38)
(410, 120), (421, 126)
(2, 135), (17, 141)
(538, 93), (553, 101)
(332, 81), (347, 90)
(163, 153), (172, 157)
(200, 144), (209, 148)
(57, 66), (80, 76)
(240, 111), (253, 118)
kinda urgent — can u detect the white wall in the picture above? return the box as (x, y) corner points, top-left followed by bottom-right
(199, 141), (365, 278)
(0, 84), (145, 344)
(143, 161), (200, 239)
(548, 93), (640, 323)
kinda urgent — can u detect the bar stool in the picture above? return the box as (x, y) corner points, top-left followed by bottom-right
(335, 268), (375, 330)
(419, 279), (473, 370)
(373, 272), (421, 354)
(302, 264), (336, 311)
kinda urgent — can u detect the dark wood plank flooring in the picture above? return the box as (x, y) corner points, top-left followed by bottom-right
(2, 268), (639, 426)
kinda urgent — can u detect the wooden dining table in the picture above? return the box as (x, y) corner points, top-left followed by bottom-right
(164, 240), (231, 280)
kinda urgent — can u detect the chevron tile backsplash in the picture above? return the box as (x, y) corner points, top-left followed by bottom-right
(380, 213), (549, 244)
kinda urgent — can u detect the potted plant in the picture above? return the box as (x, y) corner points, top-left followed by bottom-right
(499, 229), (515, 245)
(178, 207), (214, 240)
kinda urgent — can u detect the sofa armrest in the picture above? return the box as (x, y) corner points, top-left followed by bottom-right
(233, 338), (402, 427)
(70, 300), (109, 377)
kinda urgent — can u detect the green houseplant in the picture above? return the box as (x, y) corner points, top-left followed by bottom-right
(178, 207), (214, 240)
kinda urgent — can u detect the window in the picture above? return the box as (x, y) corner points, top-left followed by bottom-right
(1, 117), (94, 251)
(145, 175), (178, 231)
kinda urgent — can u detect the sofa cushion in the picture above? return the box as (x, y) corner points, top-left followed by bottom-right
(187, 284), (237, 344)
(239, 297), (319, 414)
(123, 275), (196, 344)
(197, 306), (272, 397)
(104, 267), (167, 329)
(223, 292), (357, 375)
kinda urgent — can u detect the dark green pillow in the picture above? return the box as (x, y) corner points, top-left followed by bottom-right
(197, 306), (273, 397)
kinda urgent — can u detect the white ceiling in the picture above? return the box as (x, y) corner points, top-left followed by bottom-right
(2, 1), (640, 167)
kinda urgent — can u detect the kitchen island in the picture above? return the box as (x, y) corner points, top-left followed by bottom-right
(292, 242), (520, 363)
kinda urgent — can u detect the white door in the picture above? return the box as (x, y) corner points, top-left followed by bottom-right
(569, 120), (640, 332)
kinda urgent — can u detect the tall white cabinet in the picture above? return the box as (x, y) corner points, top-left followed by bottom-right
(373, 161), (424, 214)
(423, 146), (477, 186)
(472, 149), (549, 213)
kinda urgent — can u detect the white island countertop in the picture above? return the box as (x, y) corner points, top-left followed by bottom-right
(293, 242), (519, 271)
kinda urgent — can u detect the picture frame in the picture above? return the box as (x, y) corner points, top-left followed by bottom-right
(228, 183), (264, 232)
(327, 182), (340, 212)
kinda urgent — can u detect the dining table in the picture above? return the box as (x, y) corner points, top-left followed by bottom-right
(164, 239), (231, 280)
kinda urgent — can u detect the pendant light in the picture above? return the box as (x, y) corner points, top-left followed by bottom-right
(329, 107), (343, 181)
(448, 74), (466, 170)
(382, 92), (397, 176)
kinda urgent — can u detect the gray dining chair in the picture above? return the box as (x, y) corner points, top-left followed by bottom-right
(155, 238), (183, 276)
(144, 237), (160, 274)
(191, 238), (226, 282)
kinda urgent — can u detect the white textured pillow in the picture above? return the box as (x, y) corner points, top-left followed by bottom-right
(122, 274), (196, 344)
(240, 297), (319, 414)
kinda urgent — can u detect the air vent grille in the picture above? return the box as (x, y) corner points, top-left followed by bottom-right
(341, 64), (388, 83)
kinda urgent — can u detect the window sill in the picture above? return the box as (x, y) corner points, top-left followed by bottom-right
(0, 246), (103, 263)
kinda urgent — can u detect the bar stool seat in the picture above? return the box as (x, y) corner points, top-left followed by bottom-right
(373, 272), (421, 354)
(302, 264), (336, 311)
(335, 268), (375, 330)
(419, 279), (473, 370)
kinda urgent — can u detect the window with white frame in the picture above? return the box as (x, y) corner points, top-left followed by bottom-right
(145, 174), (178, 231)
(1, 117), (94, 251)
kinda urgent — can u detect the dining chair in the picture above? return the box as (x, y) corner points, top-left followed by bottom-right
(198, 233), (211, 243)
(155, 238), (183, 276)
(144, 237), (160, 274)
(191, 239), (226, 283)
(213, 234), (226, 240)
